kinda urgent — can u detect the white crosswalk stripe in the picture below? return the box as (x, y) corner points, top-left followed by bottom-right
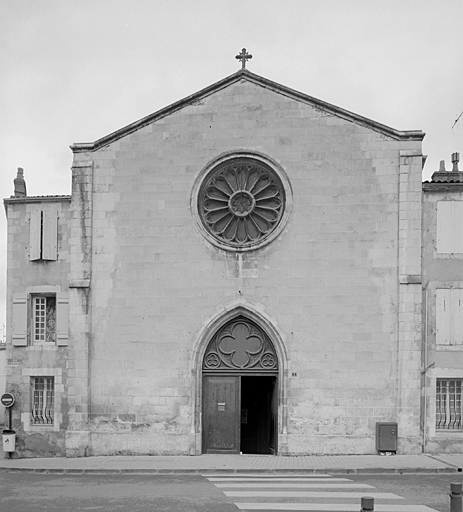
(225, 491), (401, 499)
(217, 483), (375, 489)
(234, 504), (438, 511)
(203, 473), (439, 512)
(211, 478), (353, 483)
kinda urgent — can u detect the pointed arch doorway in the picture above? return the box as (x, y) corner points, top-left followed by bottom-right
(202, 316), (279, 454)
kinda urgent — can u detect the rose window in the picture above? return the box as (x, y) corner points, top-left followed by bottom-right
(198, 158), (285, 249)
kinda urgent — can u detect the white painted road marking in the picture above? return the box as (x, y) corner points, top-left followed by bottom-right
(224, 491), (402, 499)
(203, 474), (334, 478)
(224, 491), (401, 498)
(209, 477), (352, 482)
(217, 483), (375, 489)
(234, 504), (438, 511)
(215, 482), (372, 488)
(206, 473), (439, 512)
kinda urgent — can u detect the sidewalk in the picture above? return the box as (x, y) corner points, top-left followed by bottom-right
(0, 452), (462, 474)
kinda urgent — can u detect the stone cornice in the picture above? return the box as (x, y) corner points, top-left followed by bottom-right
(3, 196), (71, 204)
(71, 69), (425, 153)
(3, 195), (71, 216)
(423, 182), (463, 192)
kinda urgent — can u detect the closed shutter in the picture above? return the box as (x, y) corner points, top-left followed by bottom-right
(452, 203), (463, 253)
(29, 210), (42, 260)
(436, 289), (451, 345)
(42, 210), (58, 260)
(12, 293), (28, 346)
(56, 292), (69, 346)
(436, 289), (463, 345)
(437, 202), (463, 254)
(452, 290), (463, 345)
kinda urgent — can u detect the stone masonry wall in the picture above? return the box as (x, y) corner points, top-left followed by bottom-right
(70, 80), (423, 455)
(4, 198), (71, 457)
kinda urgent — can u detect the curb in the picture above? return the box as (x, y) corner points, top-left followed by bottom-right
(0, 466), (460, 475)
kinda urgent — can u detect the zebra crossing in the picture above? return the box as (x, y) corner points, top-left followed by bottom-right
(204, 473), (439, 512)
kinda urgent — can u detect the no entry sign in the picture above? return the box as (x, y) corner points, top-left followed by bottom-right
(1, 393), (15, 408)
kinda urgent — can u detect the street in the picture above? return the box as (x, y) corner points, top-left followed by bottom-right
(0, 472), (461, 512)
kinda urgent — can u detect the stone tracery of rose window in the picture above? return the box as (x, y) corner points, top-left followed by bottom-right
(198, 158), (285, 249)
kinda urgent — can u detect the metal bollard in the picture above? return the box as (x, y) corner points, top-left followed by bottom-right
(360, 496), (374, 511)
(450, 483), (462, 512)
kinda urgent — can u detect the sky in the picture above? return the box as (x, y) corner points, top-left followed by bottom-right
(1, 0), (462, 330)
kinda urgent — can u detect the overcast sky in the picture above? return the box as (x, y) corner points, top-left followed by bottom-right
(1, 0), (462, 331)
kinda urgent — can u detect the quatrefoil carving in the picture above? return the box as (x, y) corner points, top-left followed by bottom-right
(203, 317), (278, 371)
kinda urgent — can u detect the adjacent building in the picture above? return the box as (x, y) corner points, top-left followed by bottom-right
(422, 154), (463, 453)
(2, 67), (462, 457)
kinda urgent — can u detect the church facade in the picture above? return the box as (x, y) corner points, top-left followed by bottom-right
(3, 67), (462, 458)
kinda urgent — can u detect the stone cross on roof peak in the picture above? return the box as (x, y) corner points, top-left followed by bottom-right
(235, 48), (252, 69)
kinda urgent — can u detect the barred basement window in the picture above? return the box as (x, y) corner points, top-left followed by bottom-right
(33, 295), (56, 343)
(31, 377), (54, 425)
(436, 379), (462, 430)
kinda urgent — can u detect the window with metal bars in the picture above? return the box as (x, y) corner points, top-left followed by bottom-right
(31, 377), (54, 425)
(32, 295), (56, 343)
(436, 379), (462, 430)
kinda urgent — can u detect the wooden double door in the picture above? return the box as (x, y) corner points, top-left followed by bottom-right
(202, 374), (278, 454)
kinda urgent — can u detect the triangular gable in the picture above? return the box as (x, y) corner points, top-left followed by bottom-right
(71, 69), (425, 153)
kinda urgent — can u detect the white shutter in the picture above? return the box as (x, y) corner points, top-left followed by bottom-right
(42, 210), (58, 260)
(452, 203), (463, 253)
(436, 289), (451, 345)
(56, 292), (69, 346)
(452, 290), (463, 345)
(437, 202), (463, 254)
(29, 210), (42, 260)
(12, 293), (28, 346)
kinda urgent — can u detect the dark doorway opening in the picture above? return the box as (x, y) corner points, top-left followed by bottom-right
(202, 375), (278, 454)
(240, 376), (277, 454)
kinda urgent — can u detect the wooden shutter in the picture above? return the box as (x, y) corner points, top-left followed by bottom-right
(56, 292), (69, 346)
(436, 289), (450, 345)
(29, 210), (42, 260)
(452, 203), (463, 253)
(12, 293), (28, 346)
(437, 202), (463, 254)
(42, 210), (58, 260)
(452, 290), (463, 345)
(436, 289), (463, 345)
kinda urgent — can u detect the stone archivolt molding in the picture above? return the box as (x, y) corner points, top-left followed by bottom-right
(193, 152), (291, 252)
(203, 316), (278, 372)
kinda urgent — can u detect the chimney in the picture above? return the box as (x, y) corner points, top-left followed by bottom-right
(13, 168), (27, 197)
(452, 152), (460, 172)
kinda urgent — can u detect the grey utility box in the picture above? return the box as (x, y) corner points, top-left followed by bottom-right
(376, 422), (397, 453)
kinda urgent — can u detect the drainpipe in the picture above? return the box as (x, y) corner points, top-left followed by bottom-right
(422, 288), (428, 452)
(421, 288), (435, 452)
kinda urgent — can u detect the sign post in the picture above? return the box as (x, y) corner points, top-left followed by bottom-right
(1, 393), (15, 430)
(1, 393), (16, 457)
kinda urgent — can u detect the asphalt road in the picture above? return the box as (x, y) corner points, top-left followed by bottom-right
(0, 473), (238, 512)
(0, 472), (461, 512)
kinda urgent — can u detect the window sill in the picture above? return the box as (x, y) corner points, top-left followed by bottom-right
(434, 345), (463, 351)
(26, 344), (58, 352)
